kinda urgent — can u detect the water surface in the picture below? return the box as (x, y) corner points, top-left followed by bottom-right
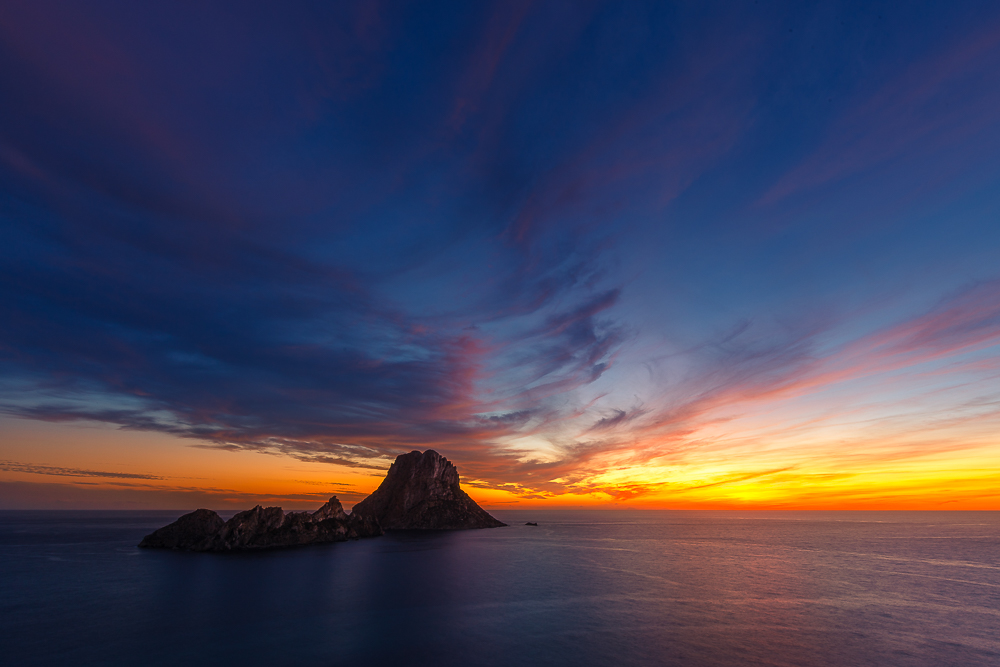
(1, 510), (997, 666)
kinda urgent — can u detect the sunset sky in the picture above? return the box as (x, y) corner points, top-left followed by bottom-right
(2, 1), (999, 510)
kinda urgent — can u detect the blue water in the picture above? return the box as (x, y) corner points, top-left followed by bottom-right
(1, 511), (998, 666)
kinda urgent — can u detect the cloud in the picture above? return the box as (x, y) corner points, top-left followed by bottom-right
(2, 2), (999, 509)
(443, 279), (1000, 497)
(0, 479), (368, 510)
(0, 461), (163, 480)
(1, 3), (663, 468)
(759, 22), (1000, 206)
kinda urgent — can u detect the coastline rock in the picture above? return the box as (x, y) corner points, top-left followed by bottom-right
(138, 508), (224, 550)
(138, 496), (382, 552)
(351, 450), (506, 530)
(212, 505), (285, 549)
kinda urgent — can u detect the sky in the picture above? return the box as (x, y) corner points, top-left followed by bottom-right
(1, 0), (999, 510)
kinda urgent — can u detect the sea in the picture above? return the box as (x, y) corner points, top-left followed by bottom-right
(1, 510), (998, 666)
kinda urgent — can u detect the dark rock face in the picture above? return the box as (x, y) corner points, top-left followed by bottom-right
(138, 508), (224, 550)
(351, 450), (506, 530)
(138, 496), (382, 552)
(311, 496), (348, 522)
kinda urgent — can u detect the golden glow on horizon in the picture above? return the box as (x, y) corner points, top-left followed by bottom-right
(2, 350), (999, 513)
(0, 417), (386, 509)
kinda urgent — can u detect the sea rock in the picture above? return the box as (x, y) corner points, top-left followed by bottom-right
(138, 496), (382, 552)
(138, 508), (224, 550)
(351, 450), (506, 530)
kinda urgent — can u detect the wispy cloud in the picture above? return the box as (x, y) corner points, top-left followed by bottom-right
(2, 2), (999, 508)
(0, 461), (163, 480)
(759, 22), (1000, 206)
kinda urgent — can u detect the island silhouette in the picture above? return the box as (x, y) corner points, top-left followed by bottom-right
(139, 450), (505, 551)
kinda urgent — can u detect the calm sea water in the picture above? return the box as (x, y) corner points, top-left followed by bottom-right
(1, 510), (997, 666)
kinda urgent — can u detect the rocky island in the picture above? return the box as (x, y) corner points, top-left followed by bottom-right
(352, 449), (506, 530)
(139, 449), (504, 551)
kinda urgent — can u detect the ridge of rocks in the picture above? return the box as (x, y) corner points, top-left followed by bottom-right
(138, 496), (381, 552)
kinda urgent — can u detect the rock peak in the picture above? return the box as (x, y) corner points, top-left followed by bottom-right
(312, 496), (348, 522)
(351, 450), (506, 530)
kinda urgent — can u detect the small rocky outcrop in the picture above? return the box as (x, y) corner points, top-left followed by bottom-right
(351, 450), (506, 530)
(137, 508), (224, 550)
(139, 496), (382, 552)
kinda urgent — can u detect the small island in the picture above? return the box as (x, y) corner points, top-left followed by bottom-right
(352, 449), (506, 530)
(139, 450), (505, 552)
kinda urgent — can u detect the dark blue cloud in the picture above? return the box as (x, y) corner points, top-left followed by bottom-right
(0, 0), (649, 459)
(1, 0), (999, 472)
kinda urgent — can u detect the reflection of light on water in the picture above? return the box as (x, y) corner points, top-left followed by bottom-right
(4, 510), (1000, 665)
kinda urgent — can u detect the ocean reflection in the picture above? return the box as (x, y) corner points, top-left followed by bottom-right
(1, 510), (998, 666)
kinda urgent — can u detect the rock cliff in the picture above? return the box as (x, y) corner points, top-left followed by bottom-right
(351, 450), (506, 529)
(138, 496), (382, 551)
